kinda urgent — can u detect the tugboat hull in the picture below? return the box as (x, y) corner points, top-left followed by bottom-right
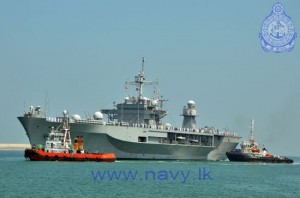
(25, 149), (116, 162)
(226, 150), (293, 164)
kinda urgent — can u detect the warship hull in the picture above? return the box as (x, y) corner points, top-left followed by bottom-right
(18, 116), (239, 160)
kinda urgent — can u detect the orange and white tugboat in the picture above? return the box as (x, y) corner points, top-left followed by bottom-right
(24, 110), (116, 162)
(226, 119), (293, 163)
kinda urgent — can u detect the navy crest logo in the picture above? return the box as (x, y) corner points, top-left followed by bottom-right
(259, 3), (297, 53)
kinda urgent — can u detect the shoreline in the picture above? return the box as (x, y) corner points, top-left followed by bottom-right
(0, 144), (31, 150)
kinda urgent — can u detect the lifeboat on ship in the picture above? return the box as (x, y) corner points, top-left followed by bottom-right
(250, 147), (260, 153)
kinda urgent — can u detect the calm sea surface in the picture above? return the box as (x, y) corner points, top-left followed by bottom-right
(0, 150), (299, 198)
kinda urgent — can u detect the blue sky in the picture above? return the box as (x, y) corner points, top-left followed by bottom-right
(0, 0), (299, 156)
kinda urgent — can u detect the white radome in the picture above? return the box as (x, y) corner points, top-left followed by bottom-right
(165, 123), (172, 127)
(72, 114), (81, 121)
(63, 110), (68, 115)
(93, 111), (103, 120)
(188, 100), (195, 105)
(151, 99), (158, 106)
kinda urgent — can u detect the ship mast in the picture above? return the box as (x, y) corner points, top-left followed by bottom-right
(127, 57), (158, 99)
(62, 110), (71, 148)
(250, 118), (255, 141)
(142, 56), (145, 74)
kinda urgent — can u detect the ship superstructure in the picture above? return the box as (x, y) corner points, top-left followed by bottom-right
(102, 58), (166, 126)
(182, 100), (197, 129)
(18, 58), (240, 160)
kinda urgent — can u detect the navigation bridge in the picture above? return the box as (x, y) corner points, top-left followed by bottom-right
(101, 96), (167, 126)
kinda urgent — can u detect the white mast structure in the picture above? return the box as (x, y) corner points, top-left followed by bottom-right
(128, 57), (158, 100)
(250, 118), (255, 144)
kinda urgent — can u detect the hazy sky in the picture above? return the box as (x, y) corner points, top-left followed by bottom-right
(0, 0), (299, 156)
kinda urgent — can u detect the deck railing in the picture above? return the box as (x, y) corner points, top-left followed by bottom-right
(46, 117), (239, 137)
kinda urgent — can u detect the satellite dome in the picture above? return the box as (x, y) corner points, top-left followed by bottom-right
(165, 123), (172, 127)
(93, 112), (103, 120)
(63, 110), (68, 115)
(151, 99), (158, 106)
(187, 100), (196, 108)
(72, 114), (81, 121)
(188, 100), (195, 105)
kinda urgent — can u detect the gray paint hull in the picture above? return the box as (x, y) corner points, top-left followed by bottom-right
(18, 117), (239, 160)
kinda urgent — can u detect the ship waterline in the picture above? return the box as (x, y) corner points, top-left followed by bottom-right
(18, 58), (240, 160)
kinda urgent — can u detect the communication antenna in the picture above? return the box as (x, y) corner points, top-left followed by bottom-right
(45, 90), (49, 116)
(250, 118), (255, 141)
(127, 57), (158, 99)
(142, 57), (145, 73)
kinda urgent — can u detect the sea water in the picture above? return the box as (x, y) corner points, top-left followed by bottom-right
(0, 151), (299, 198)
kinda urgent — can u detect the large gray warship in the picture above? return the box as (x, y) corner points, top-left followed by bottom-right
(18, 59), (240, 160)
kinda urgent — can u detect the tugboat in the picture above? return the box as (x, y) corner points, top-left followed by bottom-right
(24, 110), (116, 162)
(226, 119), (293, 163)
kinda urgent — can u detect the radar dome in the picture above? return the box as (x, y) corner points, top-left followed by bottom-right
(72, 114), (81, 121)
(188, 100), (195, 105)
(187, 100), (195, 108)
(165, 123), (172, 127)
(151, 99), (158, 106)
(63, 110), (68, 115)
(125, 96), (130, 104)
(93, 111), (103, 120)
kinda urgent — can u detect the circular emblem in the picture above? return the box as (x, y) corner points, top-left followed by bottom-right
(259, 3), (297, 53)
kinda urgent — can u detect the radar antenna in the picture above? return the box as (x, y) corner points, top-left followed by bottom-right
(127, 57), (158, 99)
(142, 57), (145, 73)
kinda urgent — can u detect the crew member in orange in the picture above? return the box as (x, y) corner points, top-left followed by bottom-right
(78, 136), (84, 151)
(74, 136), (79, 151)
